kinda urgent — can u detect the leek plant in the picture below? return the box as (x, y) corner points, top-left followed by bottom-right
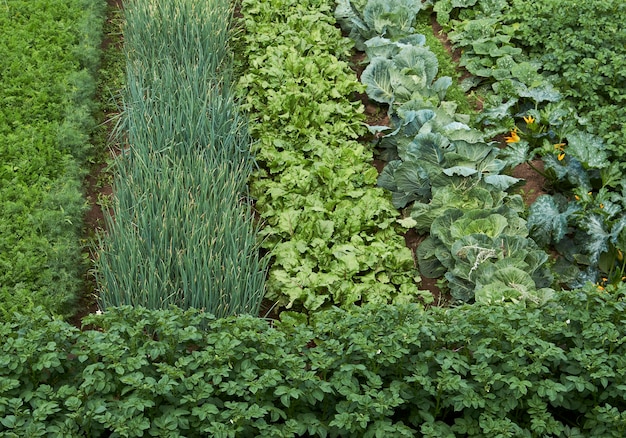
(97, 0), (267, 317)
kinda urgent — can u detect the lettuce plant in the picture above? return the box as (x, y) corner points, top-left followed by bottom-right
(237, 0), (427, 310)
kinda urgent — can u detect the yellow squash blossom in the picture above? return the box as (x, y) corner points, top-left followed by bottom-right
(523, 115), (535, 124)
(554, 143), (566, 150)
(505, 129), (520, 143)
(558, 152), (565, 161)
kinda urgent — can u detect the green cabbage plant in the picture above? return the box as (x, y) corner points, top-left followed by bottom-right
(335, 0), (424, 50)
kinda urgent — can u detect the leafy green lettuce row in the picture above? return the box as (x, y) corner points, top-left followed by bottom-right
(2, 286), (626, 436)
(237, 0), (427, 310)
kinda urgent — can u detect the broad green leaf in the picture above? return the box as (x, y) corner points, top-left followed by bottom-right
(580, 214), (610, 264)
(378, 160), (402, 192)
(610, 216), (626, 248)
(367, 125), (392, 135)
(452, 141), (494, 162)
(472, 40), (499, 55)
(449, 213), (509, 240)
(499, 140), (531, 168)
(490, 45), (522, 58)
(417, 236), (447, 278)
(442, 165), (478, 177)
(364, 36), (401, 59)
(431, 208), (464, 246)
(478, 265), (535, 295)
(527, 195), (570, 247)
(394, 163), (432, 202)
(510, 61), (542, 86)
(397, 33), (427, 47)
(444, 123), (484, 143)
(361, 58), (395, 104)
(478, 98), (518, 123)
(432, 76), (452, 100)
(600, 162), (622, 188)
(476, 155), (506, 175)
(483, 175), (521, 191)
(452, 0), (478, 7)
(516, 82), (562, 103)
(404, 132), (450, 165)
(565, 131), (608, 169)
(445, 272), (475, 302)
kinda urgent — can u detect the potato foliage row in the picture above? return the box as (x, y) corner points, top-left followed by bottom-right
(1, 285), (625, 436)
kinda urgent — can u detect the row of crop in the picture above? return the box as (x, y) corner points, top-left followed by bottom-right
(434, 0), (626, 154)
(95, 0), (267, 317)
(2, 285), (626, 436)
(236, 0), (430, 310)
(0, 0), (105, 319)
(333, 0), (555, 303)
(424, 0), (626, 291)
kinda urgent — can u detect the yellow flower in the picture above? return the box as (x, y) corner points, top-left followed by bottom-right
(505, 129), (520, 143)
(600, 203), (604, 209)
(574, 195), (580, 201)
(523, 115), (535, 124)
(597, 285), (605, 291)
(554, 143), (566, 150)
(558, 152), (565, 161)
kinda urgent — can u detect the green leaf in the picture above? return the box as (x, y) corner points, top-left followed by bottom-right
(565, 132), (608, 169)
(442, 166), (478, 177)
(361, 58), (395, 104)
(364, 36), (403, 59)
(403, 132), (450, 166)
(499, 140), (531, 168)
(527, 195), (571, 247)
(417, 236), (447, 278)
(483, 175), (521, 191)
(580, 214), (610, 265)
(449, 212), (509, 241)
(393, 163), (432, 203)
(516, 82), (562, 104)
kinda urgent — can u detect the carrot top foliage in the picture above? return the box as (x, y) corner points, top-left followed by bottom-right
(0, 0), (105, 319)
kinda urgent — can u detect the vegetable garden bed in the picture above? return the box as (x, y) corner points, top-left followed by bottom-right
(2, 0), (626, 436)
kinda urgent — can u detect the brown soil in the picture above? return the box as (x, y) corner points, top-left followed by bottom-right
(69, 0), (124, 328)
(512, 159), (548, 206)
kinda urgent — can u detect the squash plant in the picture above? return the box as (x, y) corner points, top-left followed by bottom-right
(423, 0), (626, 292)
